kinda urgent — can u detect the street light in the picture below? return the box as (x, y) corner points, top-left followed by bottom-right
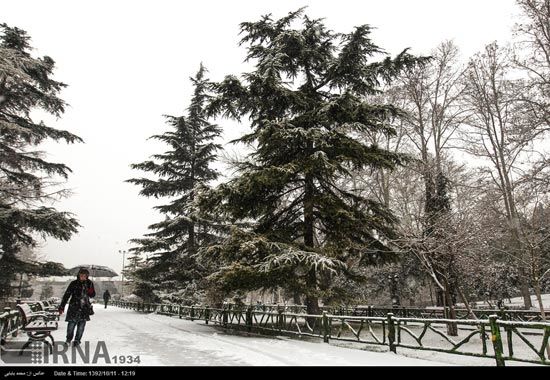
(119, 250), (127, 298)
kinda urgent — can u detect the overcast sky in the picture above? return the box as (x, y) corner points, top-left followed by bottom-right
(2, 0), (520, 278)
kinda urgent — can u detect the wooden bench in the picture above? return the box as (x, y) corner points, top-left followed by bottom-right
(420, 306), (446, 319)
(16, 303), (58, 355)
(36, 301), (60, 320)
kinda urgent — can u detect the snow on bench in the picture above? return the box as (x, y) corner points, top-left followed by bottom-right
(16, 303), (59, 355)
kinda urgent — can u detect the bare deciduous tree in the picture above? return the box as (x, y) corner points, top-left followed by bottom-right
(460, 42), (543, 308)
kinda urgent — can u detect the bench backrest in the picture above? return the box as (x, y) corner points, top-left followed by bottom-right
(26, 302), (41, 313)
(16, 304), (34, 325)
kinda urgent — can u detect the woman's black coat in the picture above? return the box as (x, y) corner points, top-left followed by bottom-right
(59, 277), (96, 322)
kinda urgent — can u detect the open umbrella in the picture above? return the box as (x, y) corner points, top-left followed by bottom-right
(67, 265), (118, 279)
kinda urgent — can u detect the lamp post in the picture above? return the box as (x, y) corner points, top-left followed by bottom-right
(389, 274), (400, 308)
(18, 272), (23, 298)
(119, 250), (127, 298)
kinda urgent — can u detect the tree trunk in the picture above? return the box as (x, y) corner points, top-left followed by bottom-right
(293, 291), (301, 306)
(303, 147), (319, 315)
(304, 268), (320, 315)
(533, 280), (550, 358)
(435, 287), (445, 307)
(188, 223), (195, 254)
(518, 266), (533, 309)
(428, 281), (435, 306)
(443, 277), (458, 336)
(457, 285), (477, 320)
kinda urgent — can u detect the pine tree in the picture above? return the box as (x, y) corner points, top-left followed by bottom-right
(121, 252), (144, 297)
(0, 24), (81, 297)
(201, 9), (427, 313)
(40, 283), (53, 300)
(127, 64), (222, 303)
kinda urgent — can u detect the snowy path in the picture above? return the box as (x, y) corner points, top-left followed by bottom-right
(6, 306), (449, 366)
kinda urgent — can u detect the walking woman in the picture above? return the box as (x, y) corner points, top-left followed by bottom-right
(58, 268), (96, 346)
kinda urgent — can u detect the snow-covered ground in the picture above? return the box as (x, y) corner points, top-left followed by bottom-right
(467, 294), (550, 309)
(2, 307), (449, 366)
(501, 294), (550, 309)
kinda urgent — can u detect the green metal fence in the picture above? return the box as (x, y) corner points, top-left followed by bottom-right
(112, 300), (550, 366)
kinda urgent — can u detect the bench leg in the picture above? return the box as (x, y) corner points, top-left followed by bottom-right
(44, 340), (53, 355)
(47, 334), (55, 348)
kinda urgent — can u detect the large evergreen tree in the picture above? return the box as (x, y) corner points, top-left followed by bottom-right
(0, 24), (80, 297)
(127, 64), (222, 303)
(201, 9), (427, 313)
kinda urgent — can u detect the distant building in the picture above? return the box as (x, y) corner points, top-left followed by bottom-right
(31, 277), (124, 300)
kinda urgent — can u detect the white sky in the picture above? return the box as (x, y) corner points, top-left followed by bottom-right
(2, 0), (520, 277)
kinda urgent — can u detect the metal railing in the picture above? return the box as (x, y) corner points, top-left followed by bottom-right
(0, 307), (22, 345)
(112, 300), (550, 366)
(236, 304), (549, 322)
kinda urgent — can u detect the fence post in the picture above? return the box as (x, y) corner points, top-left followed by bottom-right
(178, 305), (182, 319)
(277, 307), (284, 330)
(246, 306), (253, 332)
(322, 312), (330, 343)
(387, 313), (396, 353)
(222, 306), (228, 327)
(489, 315), (505, 367)
(205, 306), (210, 325)
(190, 306), (195, 321)
(480, 324), (488, 355)
(499, 308), (513, 357)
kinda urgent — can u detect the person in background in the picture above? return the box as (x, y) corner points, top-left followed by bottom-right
(58, 268), (96, 346)
(103, 289), (111, 309)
